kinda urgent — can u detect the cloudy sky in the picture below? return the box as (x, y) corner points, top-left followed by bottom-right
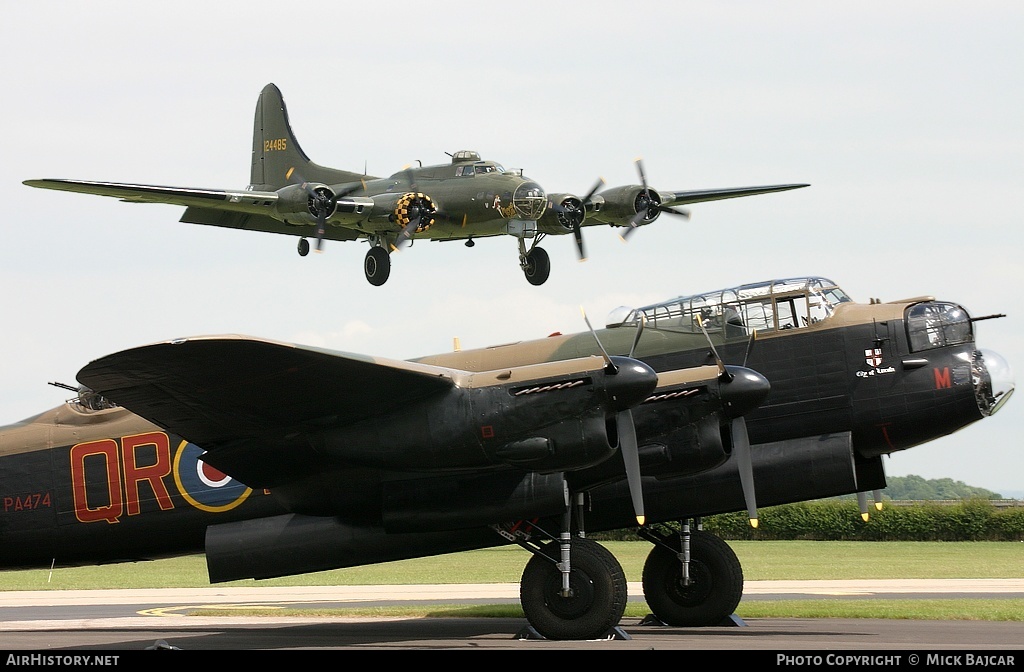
(2, 2), (1021, 496)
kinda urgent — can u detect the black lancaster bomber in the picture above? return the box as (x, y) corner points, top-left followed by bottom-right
(0, 277), (1012, 641)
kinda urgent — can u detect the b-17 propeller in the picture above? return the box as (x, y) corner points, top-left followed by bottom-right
(619, 158), (692, 242)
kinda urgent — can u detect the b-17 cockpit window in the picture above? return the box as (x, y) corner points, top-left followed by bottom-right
(456, 164), (505, 176)
(607, 277), (852, 338)
(906, 301), (973, 352)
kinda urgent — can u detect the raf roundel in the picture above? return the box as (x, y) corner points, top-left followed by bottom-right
(172, 441), (252, 512)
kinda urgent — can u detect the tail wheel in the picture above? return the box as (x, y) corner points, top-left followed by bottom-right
(364, 247), (391, 286)
(641, 529), (743, 627)
(523, 247), (551, 286)
(520, 537), (627, 640)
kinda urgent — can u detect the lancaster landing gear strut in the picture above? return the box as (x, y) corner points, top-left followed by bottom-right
(499, 492), (629, 640)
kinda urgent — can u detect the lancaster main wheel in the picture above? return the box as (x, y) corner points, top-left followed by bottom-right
(520, 537), (627, 640)
(641, 529), (743, 627)
(523, 247), (550, 286)
(364, 247), (391, 286)
(297, 237), (310, 257)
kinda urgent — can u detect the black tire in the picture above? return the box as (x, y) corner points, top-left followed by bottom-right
(641, 529), (743, 627)
(523, 247), (550, 286)
(297, 237), (310, 257)
(364, 247), (391, 286)
(520, 537), (627, 640)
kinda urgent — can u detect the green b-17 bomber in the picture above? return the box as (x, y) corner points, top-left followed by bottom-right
(24, 84), (807, 286)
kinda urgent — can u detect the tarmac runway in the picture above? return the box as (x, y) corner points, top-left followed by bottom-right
(1, 580), (1022, 652)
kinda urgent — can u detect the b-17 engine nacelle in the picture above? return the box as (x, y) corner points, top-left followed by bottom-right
(272, 182), (337, 224)
(589, 185), (663, 227)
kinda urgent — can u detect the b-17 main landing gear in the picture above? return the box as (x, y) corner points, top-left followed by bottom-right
(364, 246), (391, 286)
(297, 237), (310, 257)
(522, 247), (550, 286)
(639, 522), (744, 627)
(518, 234), (551, 286)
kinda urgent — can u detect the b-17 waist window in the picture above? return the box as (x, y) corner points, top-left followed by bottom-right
(906, 301), (972, 352)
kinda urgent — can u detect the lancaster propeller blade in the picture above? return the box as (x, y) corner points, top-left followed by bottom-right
(857, 489), (885, 521)
(857, 491), (870, 521)
(581, 305), (652, 525)
(617, 408), (644, 526)
(695, 314), (730, 380)
(696, 311), (766, 528)
(629, 313), (646, 358)
(742, 329), (758, 367)
(580, 306), (615, 371)
(732, 416), (758, 528)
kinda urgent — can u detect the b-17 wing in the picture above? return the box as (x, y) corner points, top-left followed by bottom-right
(660, 183), (809, 206)
(23, 178), (281, 217)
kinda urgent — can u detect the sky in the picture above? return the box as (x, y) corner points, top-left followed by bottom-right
(1, 2), (1021, 496)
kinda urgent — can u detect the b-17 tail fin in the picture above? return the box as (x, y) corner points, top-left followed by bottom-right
(249, 83), (368, 191)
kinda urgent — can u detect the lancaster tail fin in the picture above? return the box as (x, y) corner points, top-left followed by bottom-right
(249, 84), (369, 190)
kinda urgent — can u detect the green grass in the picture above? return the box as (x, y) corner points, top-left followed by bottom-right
(4, 541), (1019, 591)
(189, 599), (1024, 622)
(3, 541), (1021, 622)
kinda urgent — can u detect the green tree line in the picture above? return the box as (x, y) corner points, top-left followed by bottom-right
(860, 474), (1005, 501)
(595, 475), (1022, 542)
(596, 499), (1023, 542)
(704, 499), (1024, 541)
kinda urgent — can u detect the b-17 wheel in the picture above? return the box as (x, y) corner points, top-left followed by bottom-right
(523, 247), (550, 286)
(297, 237), (310, 257)
(364, 247), (391, 286)
(641, 529), (743, 627)
(520, 537), (627, 640)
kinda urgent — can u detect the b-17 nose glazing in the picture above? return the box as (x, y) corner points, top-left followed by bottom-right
(513, 180), (547, 220)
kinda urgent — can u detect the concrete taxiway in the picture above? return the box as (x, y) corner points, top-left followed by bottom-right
(0, 580), (1022, 651)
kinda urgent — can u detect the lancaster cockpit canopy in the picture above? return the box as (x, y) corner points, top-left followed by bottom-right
(607, 277), (853, 337)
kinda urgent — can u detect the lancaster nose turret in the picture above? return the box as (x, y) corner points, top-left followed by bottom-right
(974, 348), (1014, 416)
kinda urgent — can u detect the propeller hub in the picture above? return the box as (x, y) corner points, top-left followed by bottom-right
(605, 356), (658, 411)
(720, 366), (771, 419)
